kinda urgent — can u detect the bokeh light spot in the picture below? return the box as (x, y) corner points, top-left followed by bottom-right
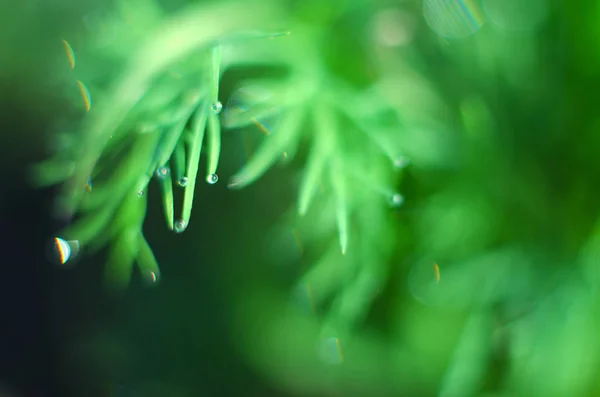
(423, 0), (485, 39)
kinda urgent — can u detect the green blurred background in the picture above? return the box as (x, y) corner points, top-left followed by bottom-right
(3, 0), (600, 396)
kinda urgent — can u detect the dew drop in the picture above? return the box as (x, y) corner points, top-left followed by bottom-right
(174, 219), (187, 233)
(137, 190), (145, 197)
(390, 193), (404, 207)
(61, 39), (76, 69)
(77, 80), (92, 112)
(146, 270), (160, 284)
(210, 101), (223, 114)
(49, 237), (80, 266)
(155, 166), (169, 179)
(206, 173), (218, 184)
(178, 177), (188, 187)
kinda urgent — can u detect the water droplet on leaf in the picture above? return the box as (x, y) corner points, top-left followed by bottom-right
(77, 80), (92, 112)
(174, 219), (187, 233)
(61, 39), (75, 69)
(178, 177), (188, 187)
(155, 166), (169, 179)
(206, 174), (218, 184)
(145, 270), (160, 285)
(49, 237), (80, 265)
(211, 101), (223, 114)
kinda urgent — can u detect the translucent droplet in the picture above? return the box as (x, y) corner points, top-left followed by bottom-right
(206, 174), (218, 184)
(61, 39), (75, 69)
(174, 219), (187, 233)
(155, 166), (169, 179)
(318, 337), (343, 364)
(390, 193), (404, 207)
(210, 101), (223, 114)
(177, 177), (188, 187)
(137, 190), (144, 197)
(144, 270), (160, 285)
(50, 237), (80, 265)
(77, 80), (92, 112)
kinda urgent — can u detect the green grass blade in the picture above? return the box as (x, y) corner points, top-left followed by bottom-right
(179, 104), (209, 230)
(228, 107), (303, 189)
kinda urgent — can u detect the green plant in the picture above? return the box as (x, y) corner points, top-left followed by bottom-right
(29, 1), (600, 396)
(33, 0), (409, 336)
(34, 1), (284, 285)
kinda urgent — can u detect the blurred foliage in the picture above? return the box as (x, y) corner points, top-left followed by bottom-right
(5, 0), (600, 396)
